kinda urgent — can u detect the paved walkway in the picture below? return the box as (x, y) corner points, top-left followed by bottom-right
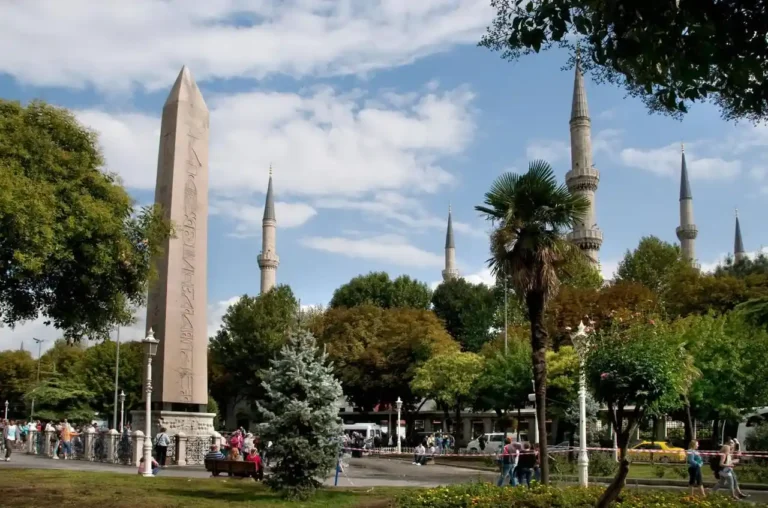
(2, 453), (767, 501)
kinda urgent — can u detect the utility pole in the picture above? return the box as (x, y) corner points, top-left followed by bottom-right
(504, 271), (508, 355)
(31, 338), (45, 418)
(112, 326), (121, 430)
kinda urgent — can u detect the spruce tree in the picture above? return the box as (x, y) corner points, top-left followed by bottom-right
(256, 330), (343, 499)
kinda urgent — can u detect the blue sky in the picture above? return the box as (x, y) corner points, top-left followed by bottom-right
(1, 1), (766, 352)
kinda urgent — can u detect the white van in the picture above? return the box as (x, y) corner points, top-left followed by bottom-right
(467, 432), (528, 453)
(736, 407), (768, 450)
(343, 423), (383, 448)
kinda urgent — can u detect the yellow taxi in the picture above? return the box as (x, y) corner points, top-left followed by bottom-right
(627, 441), (686, 463)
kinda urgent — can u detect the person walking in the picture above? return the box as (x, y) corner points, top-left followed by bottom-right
(3, 420), (18, 462)
(515, 442), (536, 488)
(711, 444), (748, 500)
(154, 427), (170, 467)
(686, 440), (706, 497)
(497, 437), (518, 487)
(60, 419), (72, 460)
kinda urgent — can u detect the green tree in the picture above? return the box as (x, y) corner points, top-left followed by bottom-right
(665, 266), (767, 318)
(615, 236), (684, 293)
(256, 330), (342, 500)
(736, 296), (768, 331)
(585, 321), (696, 507)
(559, 248), (603, 290)
(431, 278), (497, 352)
(39, 340), (86, 378)
(0, 100), (173, 342)
(411, 351), (484, 442)
(472, 339), (532, 434)
(674, 314), (768, 444)
(78, 340), (144, 421)
(480, 0), (768, 122)
(208, 285), (299, 420)
(715, 253), (768, 279)
(475, 160), (589, 483)
(329, 272), (431, 310)
(545, 346), (579, 420)
(24, 377), (95, 422)
(0, 349), (36, 418)
(312, 305), (459, 413)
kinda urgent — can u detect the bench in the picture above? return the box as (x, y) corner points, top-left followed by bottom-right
(205, 459), (262, 479)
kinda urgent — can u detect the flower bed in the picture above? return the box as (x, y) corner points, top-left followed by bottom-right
(395, 483), (742, 507)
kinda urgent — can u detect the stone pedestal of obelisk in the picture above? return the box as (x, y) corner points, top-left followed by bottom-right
(131, 66), (215, 464)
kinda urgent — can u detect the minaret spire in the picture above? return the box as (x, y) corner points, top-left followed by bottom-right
(258, 166), (279, 293)
(442, 204), (459, 281)
(676, 143), (698, 267)
(734, 209), (746, 262)
(565, 50), (602, 266)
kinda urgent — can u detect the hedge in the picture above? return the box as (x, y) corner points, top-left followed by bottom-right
(395, 483), (743, 508)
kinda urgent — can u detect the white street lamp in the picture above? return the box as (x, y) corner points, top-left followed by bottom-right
(142, 328), (159, 477)
(395, 397), (403, 454)
(571, 320), (591, 487)
(528, 391), (538, 444)
(119, 390), (126, 433)
(4, 400), (8, 420)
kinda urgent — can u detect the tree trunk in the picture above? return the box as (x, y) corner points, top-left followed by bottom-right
(684, 402), (695, 445)
(597, 458), (630, 508)
(527, 290), (549, 484)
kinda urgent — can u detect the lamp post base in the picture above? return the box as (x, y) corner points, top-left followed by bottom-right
(577, 451), (589, 487)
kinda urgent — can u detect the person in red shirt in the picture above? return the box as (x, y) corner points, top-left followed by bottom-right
(245, 448), (263, 481)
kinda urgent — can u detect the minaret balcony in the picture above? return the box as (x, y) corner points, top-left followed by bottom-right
(567, 228), (603, 250)
(257, 252), (280, 269)
(676, 224), (698, 240)
(565, 169), (599, 192)
(442, 268), (459, 282)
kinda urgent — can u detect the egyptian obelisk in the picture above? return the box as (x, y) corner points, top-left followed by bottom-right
(134, 66), (214, 447)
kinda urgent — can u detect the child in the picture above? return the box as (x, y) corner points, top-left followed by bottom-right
(138, 456), (160, 476)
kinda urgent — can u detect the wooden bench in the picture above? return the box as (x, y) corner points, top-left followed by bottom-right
(205, 459), (262, 479)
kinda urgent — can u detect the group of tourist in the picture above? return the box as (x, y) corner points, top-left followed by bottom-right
(495, 437), (540, 488)
(1, 418), (82, 461)
(687, 437), (751, 500)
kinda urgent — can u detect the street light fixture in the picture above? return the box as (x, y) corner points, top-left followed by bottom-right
(119, 390), (126, 433)
(4, 400), (8, 420)
(570, 320), (591, 487)
(142, 328), (159, 477)
(395, 397), (403, 454)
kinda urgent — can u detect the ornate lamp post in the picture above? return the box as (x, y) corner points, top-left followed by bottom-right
(395, 397), (403, 454)
(570, 320), (591, 487)
(119, 390), (126, 433)
(4, 400), (8, 419)
(142, 329), (159, 477)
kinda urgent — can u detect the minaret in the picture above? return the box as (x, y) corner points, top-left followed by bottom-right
(258, 166), (279, 293)
(442, 204), (459, 281)
(676, 144), (698, 267)
(565, 50), (602, 266)
(734, 209), (746, 263)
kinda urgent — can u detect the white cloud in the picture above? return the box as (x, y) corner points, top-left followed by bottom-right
(750, 167), (767, 181)
(0, 0), (492, 92)
(0, 296), (241, 353)
(600, 259), (619, 281)
(300, 234), (443, 267)
(526, 139), (571, 163)
(314, 192), (485, 237)
(430, 267), (495, 290)
(620, 143), (741, 180)
(699, 247), (768, 274)
(210, 199), (317, 237)
(79, 85), (474, 193)
(597, 108), (616, 121)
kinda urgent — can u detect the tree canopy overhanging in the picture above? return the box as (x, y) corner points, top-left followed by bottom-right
(480, 0), (768, 122)
(0, 99), (172, 342)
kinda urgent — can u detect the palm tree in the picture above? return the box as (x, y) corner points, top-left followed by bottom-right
(475, 160), (590, 484)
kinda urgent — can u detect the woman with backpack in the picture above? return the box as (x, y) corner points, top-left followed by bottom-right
(686, 440), (706, 497)
(711, 444), (748, 500)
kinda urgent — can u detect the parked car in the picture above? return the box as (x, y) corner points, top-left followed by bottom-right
(627, 441), (686, 463)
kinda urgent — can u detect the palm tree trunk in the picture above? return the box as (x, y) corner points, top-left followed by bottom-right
(527, 290), (549, 484)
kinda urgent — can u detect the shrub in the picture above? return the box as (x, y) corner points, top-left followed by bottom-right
(395, 483), (742, 508)
(652, 464), (667, 478)
(746, 423), (768, 452)
(589, 451), (619, 477)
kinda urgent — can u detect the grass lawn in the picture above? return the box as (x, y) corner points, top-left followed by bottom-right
(0, 469), (405, 508)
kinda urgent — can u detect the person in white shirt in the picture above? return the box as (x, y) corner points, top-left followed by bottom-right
(3, 420), (18, 461)
(413, 443), (426, 465)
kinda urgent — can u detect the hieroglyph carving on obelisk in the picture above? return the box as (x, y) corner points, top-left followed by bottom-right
(145, 66), (209, 409)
